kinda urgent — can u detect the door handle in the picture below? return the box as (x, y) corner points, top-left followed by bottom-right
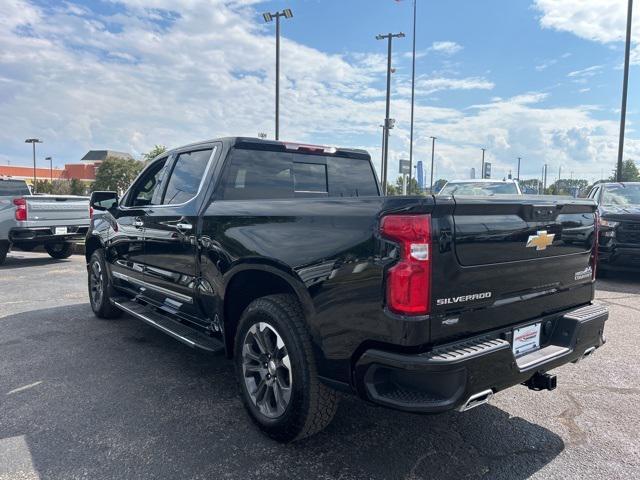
(133, 217), (144, 228)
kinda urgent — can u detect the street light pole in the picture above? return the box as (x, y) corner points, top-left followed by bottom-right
(262, 9), (293, 141)
(45, 156), (53, 182)
(376, 32), (405, 194)
(25, 138), (42, 191)
(481, 148), (486, 179)
(429, 136), (436, 192)
(408, 0), (417, 187)
(517, 157), (521, 181)
(617, 0), (634, 182)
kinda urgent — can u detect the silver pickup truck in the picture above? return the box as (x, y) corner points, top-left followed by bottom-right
(0, 178), (90, 265)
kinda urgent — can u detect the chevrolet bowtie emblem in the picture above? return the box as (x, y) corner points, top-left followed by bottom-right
(526, 230), (555, 251)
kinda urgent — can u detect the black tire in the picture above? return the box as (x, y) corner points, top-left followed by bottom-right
(0, 241), (9, 266)
(234, 294), (338, 442)
(88, 249), (122, 319)
(45, 242), (73, 259)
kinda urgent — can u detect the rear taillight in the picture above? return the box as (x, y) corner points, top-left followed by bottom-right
(13, 198), (27, 221)
(89, 206), (94, 219)
(380, 214), (432, 315)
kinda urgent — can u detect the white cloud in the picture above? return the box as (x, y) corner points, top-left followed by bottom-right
(0, 0), (636, 185)
(534, 0), (639, 64)
(429, 41), (463, 55)
(567, 65), (603, 78)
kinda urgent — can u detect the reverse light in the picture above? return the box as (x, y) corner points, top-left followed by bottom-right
(13, 198), (27, 221)
(380, 214), (432, 315)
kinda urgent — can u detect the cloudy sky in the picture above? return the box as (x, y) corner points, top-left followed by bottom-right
(1, 0), (638, 184)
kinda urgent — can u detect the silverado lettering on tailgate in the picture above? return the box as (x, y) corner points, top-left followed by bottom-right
(436, 292), (492, 306)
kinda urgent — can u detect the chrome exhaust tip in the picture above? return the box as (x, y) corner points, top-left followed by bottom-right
(457, 389), (493, 412)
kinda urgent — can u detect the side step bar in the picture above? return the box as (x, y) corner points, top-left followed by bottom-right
(111, 298), (224, 354)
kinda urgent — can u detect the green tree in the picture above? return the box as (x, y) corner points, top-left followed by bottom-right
(69, 178), (87, 195)
(547, 179), (590, 196)
(142, 145), (167, 163)
(92, 156), (144, 194)
(609, 159), (639, 182)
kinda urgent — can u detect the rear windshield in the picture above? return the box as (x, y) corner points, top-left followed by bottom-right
(439, 182), (518, 196)
(0, 180), (30, 196)
(219, 149), (379, 200)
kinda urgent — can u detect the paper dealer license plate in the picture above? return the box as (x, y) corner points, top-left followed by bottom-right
(512, 323), (541, 356)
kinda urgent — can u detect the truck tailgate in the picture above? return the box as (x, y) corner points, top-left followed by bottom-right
(430, 195), (597, 342)
(23, 195), (90, 227)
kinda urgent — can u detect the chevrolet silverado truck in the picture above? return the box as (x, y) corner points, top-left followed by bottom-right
(586, 182), (640, 273)
(0, 178), (90, 265)
(85, 137), (607, 442)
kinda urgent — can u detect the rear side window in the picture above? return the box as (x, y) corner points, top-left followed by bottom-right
(0, 180), (30, 196)
(220, 150), (292, 200)
(162, 149), (213, 205)
(328, 158), (378, 197)
(219, 149), (378, 200)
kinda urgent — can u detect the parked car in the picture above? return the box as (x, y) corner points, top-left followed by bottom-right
(587, 182), (640, 273)
(0, 177), (90, 265)
(86, 137), (607, 442)
(438, 179), (522, 196)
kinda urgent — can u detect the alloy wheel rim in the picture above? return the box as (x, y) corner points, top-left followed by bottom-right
(90, 261), (103, 307)
(242, 321), (292, 419)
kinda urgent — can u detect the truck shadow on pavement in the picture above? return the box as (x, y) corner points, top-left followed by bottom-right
(0, 303), (564, 480)
(0, 253), (71, 270)
(596, 271), (640, 295)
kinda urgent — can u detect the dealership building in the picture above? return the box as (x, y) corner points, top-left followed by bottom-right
(0, 150), (135, 185)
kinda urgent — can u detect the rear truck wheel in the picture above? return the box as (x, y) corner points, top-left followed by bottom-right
(88, 249), (122, 319)
(234, 294), (338, 442)
(0, 241), (9, 265)
(45, 242), (73, 259)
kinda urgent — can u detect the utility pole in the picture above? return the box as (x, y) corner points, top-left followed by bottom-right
(616, 0), (634, 182)
(429, 136), (437, 193)
(376, 32), (405, 194)
(543, 164), (548, 192)
(481, 148), (486, 179)
(558, 165), (562, 183)
(517, 157), (521, 180)
(45, 156), (53, 182)
(25, 138), (42, 191)
(262, 9), (293, 141)
(380, 124), (386, 187)
(408, 0), (417, 187)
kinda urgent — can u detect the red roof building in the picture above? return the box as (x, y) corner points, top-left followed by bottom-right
(0, 149), (134, 185)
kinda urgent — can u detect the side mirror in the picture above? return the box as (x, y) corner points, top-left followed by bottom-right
(90, 191), (119, 212)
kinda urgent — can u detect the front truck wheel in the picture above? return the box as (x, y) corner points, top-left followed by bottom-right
(0, 241), (9, 265)
(45, 242), (73, 259)
(88, 249), (122, 319)
(234, 294), (338, 442)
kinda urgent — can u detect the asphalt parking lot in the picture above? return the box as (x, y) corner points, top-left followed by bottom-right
(1, 251), (639, 480)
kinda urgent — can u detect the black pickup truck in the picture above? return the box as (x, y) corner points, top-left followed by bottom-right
(586, 182), (640, 272)
(86, 137), (607, 442)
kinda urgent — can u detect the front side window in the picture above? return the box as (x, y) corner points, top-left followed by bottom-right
(162, 149), (213, 205)
(126, 158), (167, 207)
